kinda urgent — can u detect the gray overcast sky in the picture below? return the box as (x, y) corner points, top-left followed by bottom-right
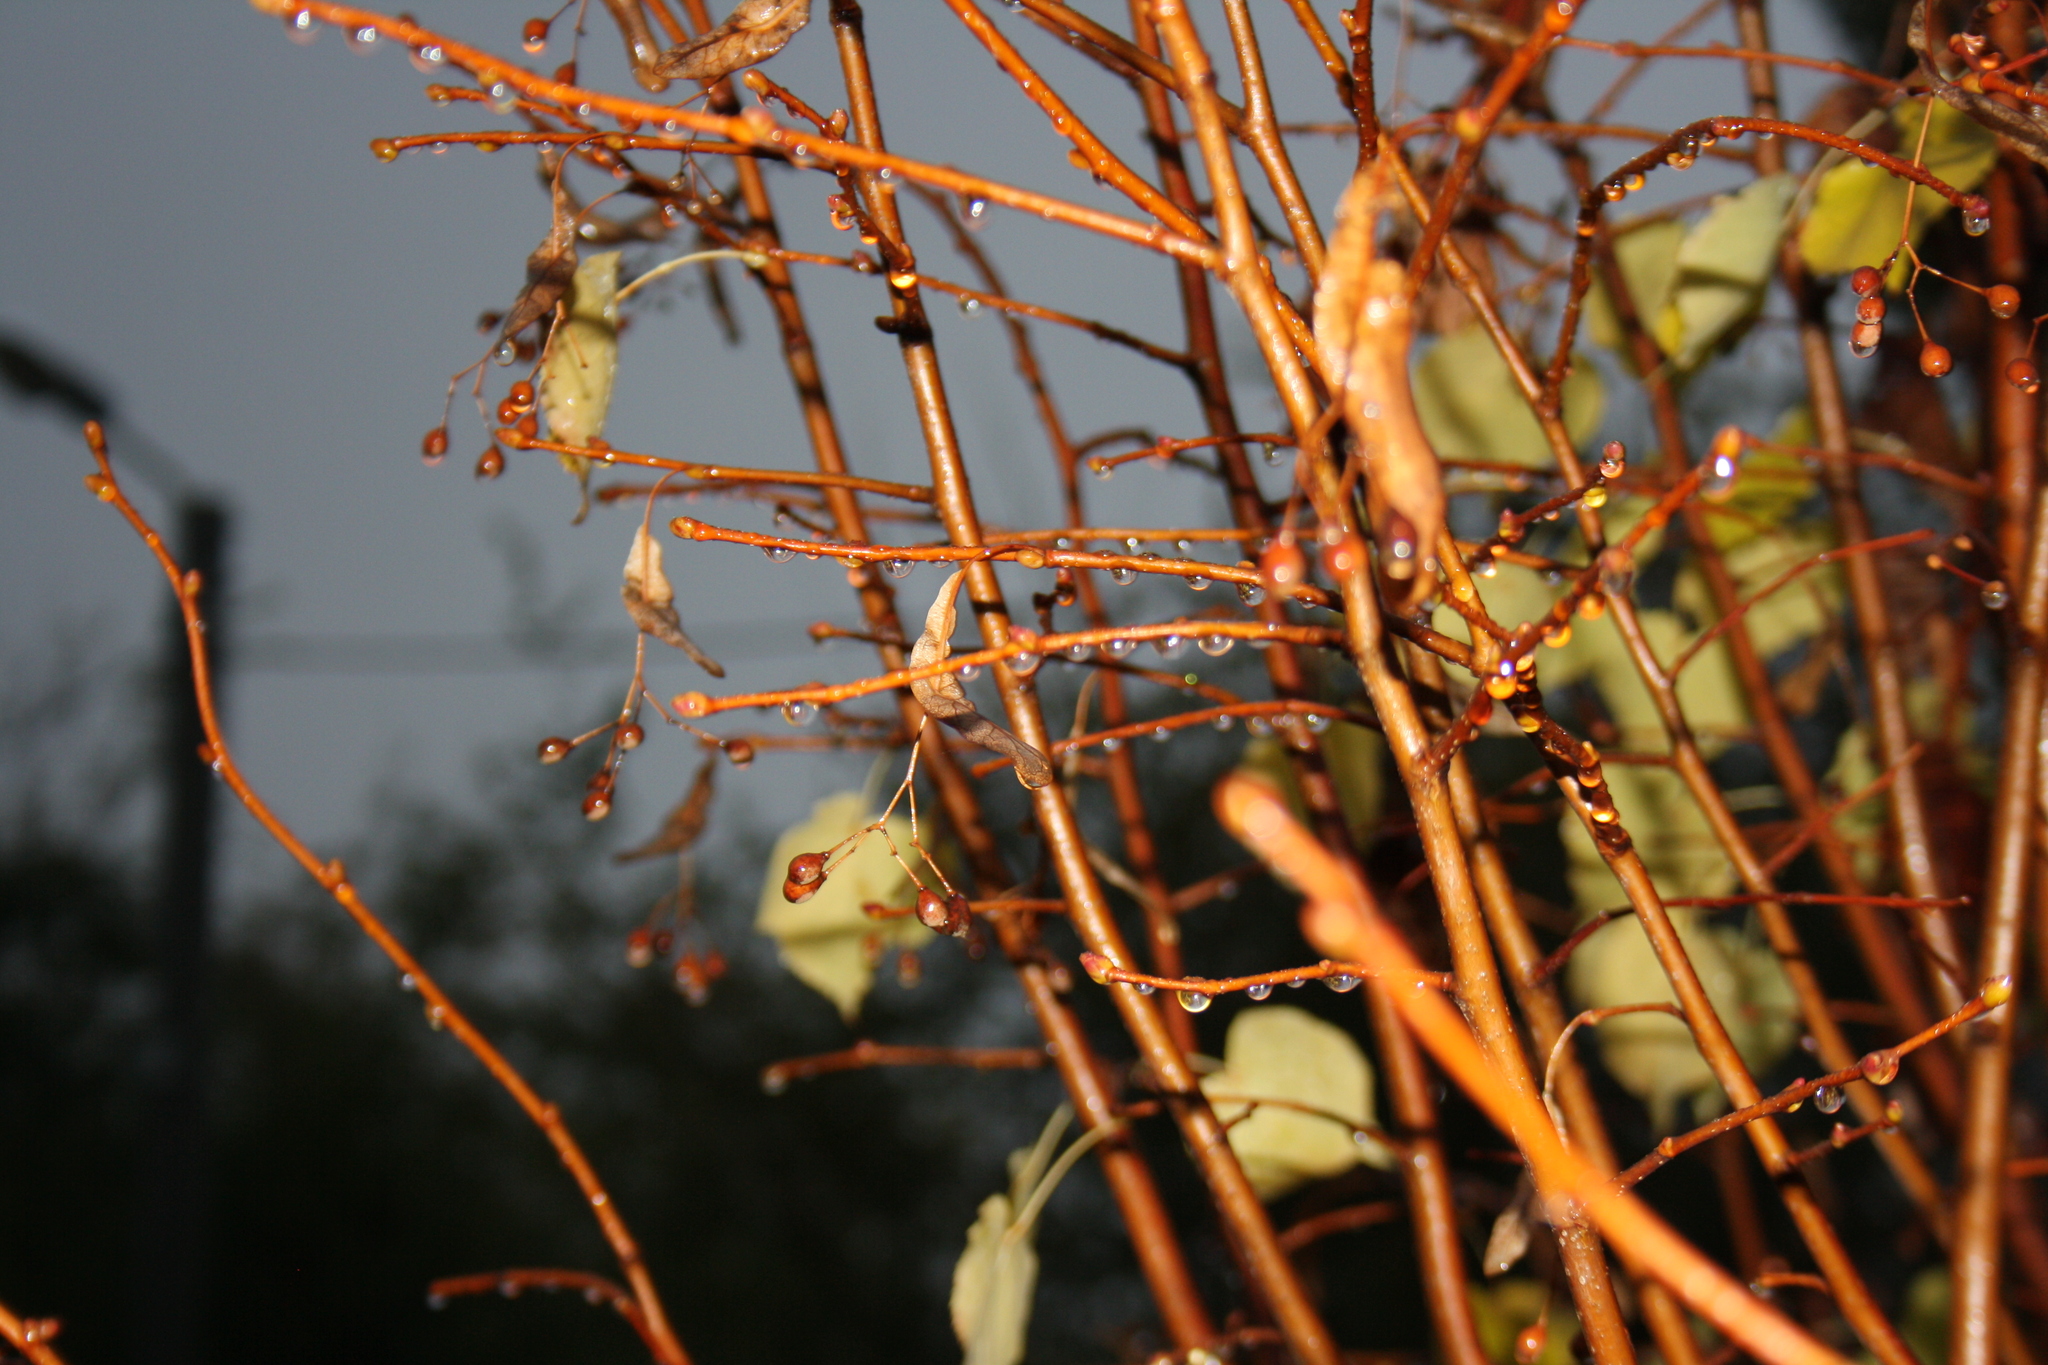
(1, 0), (1847, 899)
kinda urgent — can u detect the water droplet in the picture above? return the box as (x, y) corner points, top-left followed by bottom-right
(1237, 581), (1265, 606)
(1198, 633), (1233, 656)
(1964, 211), (1991, 237)
(410, 42), (445, 72)
(285, 8), (319, 43)
(1263, 443), (1285, 466)
(885, 558), (913, 578)
(492, 337), (518, 366)
(1245, 715), (1271, 737)
(1185, 574), (1210, 590)
(487, 81), (517, 115)
(1091, 460), (1115, 481)
(1178, 990), (1214, 1013)
(782, 700), (817, 726)
(1104, 637), (1135, 658)
(1702, 452), (1738, 500)
(958, 663), (981, 680)
(399, 973), (417, 991)
(1101, 735), (1123, 752)
(1325, 973), (1361, 992)
(1110, 565), (1136, 585)
(1065, 642), (1093, 662)
(761, 1069), (789, 1095)
(957, 296), (982, 318)
(1153, 634), (1187, 660)
(765, 544), (795, 562)
(1815, 1085), (1845, 1114)
(347, 23), (380, 51)
(1304, 712), (1331, 733)
(1859, 1048), (1900, 1085)
(1246, 982), (1272, 1000)
(1982, 583), (2011, 610)
(1133, 980), (1154, 994)
(967, 197), (988, 219)
(1150, 726), (1172, 743)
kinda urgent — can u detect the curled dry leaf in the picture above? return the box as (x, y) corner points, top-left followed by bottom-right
(652, 0), (811, 82)
(622, 523), (725, 677)
(615, 754), (717, 861)
(911, 569), (1053, 788)
(500, 178), (580, 345)
(1482, 1177), (1535, 1276)
(1313, 168), (1447, 608)
(1909, 0), (2048, 172)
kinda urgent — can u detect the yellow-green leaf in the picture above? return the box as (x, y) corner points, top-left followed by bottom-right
(754, 792), (924, 1020)
(1655, 173), (1796, 370)
(950, 1107), (1069, 1365)
(1800, 99), (1998, 285)
(1564, 892), (1798, 1132)
(1413, 323), (1604, 470)
(1672, 528), (1841, 663)
(1584, 216), (1683, 353)
(543, 249), (621, 449)
(1199, 1005), (1391, 1199)
(949, 1192), (1037, 1365)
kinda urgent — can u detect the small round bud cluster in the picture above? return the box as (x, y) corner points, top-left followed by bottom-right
(914, 888), (974, 937)
(783, 851), (828, 903)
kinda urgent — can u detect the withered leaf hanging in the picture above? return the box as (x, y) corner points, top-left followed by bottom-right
(911, 570), (1052, 789)
(652, 0), (811, 82)
(499, 177), (580, 345)
(1312, 168), (1447, 609)
(615, 754), (718, 862)
(622, 523), (725, 677)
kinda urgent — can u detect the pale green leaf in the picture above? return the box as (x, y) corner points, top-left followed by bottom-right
(949, 1193), (1037, 1365)
(755, 792), (924, 1019)
(1657, 173), (1796, 369)
(1823, 725), (1887, 888)
(1584, 217), (1684, 353)
(1800, 99), (1998, 284)
(1564, 904), (1797, 1131)
(1413, 323), (1604, 470)
(1200, 1005), (1391, 1200)
(1672, 529), (1841, 663)
(542, 250), (621, 448)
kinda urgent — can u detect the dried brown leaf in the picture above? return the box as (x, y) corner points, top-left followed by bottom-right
(616, 755), (718, 862)
(652, 0), (811, 82)
(1481, 1179), (1534, 1276)
(911, 570), (1052, 789)
(1313, 169), (1447, 609)
(500, 179), (579, 343)
(622, 523), (725, 677)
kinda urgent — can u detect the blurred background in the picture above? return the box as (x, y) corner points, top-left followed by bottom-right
(0, 1), (1889, 1362)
